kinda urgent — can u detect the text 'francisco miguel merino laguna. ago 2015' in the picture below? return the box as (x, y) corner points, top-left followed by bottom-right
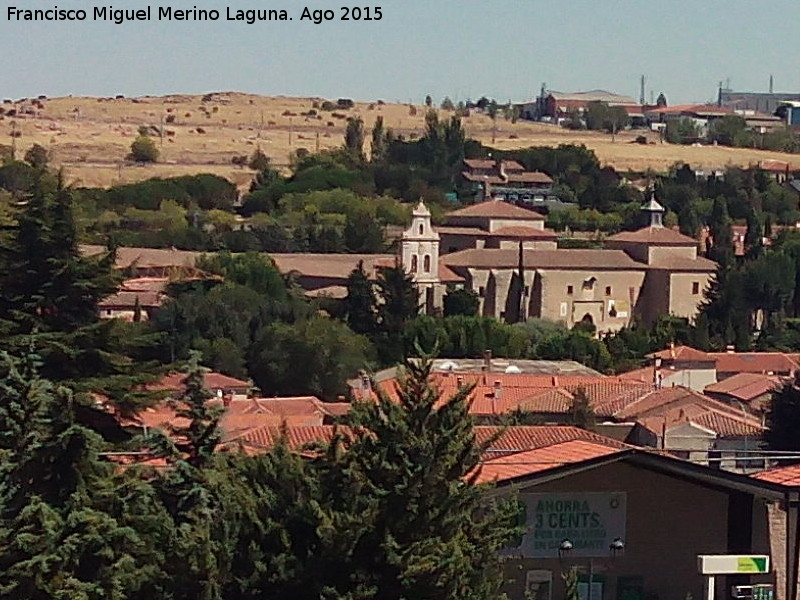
(7, 6), (384, 24)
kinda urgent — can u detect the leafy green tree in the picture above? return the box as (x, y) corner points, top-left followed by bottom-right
(0, 350), (170, 598)
(344, 209), (385, 253)
(765, 374), (800, 454)
(440, 97), (455, 111)
(333, 354), (522, 599)
(678, 203), (701, 237)
(128, 134), (159, 163)
(665, 118), (699, 144)
(744, 207), (764, 259)
(371, 115), (386, 163)
(708, 115), (749, 147)
(23, 143), (48, 170)
(248, 147), (270, 171)
(375, 264), (419, 363)
(248, 315), (373, 400)
(425, 95), (433, 107)
(0, 182), (158, 413)
(443, 287), (479, 317)
(344, 261), (379, 336)
(707, 197), (734, 269)
(345, 116), (366, 161)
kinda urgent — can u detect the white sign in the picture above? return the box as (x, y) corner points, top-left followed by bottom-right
(507, 492), (627, 558)
(698, 555), (770, 575)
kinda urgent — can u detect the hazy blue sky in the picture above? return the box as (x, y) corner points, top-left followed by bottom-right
(2, 0), (799, 104)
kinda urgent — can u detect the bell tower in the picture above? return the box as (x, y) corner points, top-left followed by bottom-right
(641, 194), (665, 228)
(401, 200), (439, 284)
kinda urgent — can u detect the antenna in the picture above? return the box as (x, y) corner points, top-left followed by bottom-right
(769, 75), (774, 94)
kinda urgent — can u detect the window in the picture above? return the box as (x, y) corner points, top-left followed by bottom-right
(692, 281), (700, 295)
(567, 285), (574, 295)
(418, 224), (424, 235)
(410, 255), (418, 273)
(605, 286), (612, 296)
(524, 285), (530, 296)
(423, 254), (431, 273)
(478, 286), (485, 297)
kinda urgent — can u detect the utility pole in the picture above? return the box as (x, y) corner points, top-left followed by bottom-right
(288, 117), (293, 147)
(160, 113), (164, 147)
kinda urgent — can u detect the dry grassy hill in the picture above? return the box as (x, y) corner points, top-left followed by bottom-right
(3, 91), (798, 190)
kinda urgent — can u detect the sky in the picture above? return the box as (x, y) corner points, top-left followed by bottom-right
(1, 0), (799, 104)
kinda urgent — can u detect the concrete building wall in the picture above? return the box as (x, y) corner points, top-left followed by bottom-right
(497, 239), (558, 251)
(648, 245), (697, 263)
(659, 367), (718, 391)
(669, 272), (713, 320)
(501, 461), (774, 600)
(536, 269), (645, 332)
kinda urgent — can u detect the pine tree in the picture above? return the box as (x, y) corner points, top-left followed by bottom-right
(764, 374), (800, 455)
(370, 116), (386, 163)
(0, 180), (160, 415)
(344, 261), (379, 336)
(375, 264), (419, 363)
(331, 354), (522, 599)
(0, 349), (170, 598)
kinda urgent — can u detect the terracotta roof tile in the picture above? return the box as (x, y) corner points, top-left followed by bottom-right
(648, 345), (714, 362)
(705, 373), (781, 403)
(472, 441), (623, 485)
(442, 248), (642, 270)
(753, 464), (800, 486)
(446, 200), (545, 221)
(464, 159), (525, 171)
(269, 253), (396, 280)
(607, 227), (698, 246)
(147, 371), (251, 393)
(490, 226), (559, 239)
(710, 352), (800, 375)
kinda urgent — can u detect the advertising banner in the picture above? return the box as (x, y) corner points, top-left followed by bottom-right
(507, 492), (627, 558)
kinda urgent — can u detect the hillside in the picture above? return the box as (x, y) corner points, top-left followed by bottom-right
(4, 91), (798, 189)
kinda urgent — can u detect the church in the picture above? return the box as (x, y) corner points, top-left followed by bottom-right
(396, 198), (716, 333)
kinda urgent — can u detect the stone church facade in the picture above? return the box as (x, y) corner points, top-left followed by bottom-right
(400, 198), (716, 333)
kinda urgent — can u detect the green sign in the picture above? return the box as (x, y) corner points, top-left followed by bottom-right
(508, 492), (627, 558)
(698, 555), (770, 575)
(738, 557), (768, 573)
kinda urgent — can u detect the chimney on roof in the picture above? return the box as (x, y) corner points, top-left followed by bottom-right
(726, 345), (735, 354)
(484, 349), (493, 373)
(552, 375), (559, 387)
(493, 380), (502, 400)
(222, 392), (232, 408)
(457, 375), (464, 387)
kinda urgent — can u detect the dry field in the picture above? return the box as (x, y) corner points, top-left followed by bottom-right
(3, 91), (798, 190)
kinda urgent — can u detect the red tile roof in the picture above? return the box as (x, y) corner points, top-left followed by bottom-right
(464, 158), (525, 171)
(472, 440), (623, 485)
(446, 200), (546, 221)
(705, 373), (781, 404)
(753, 464), (800, 487)
(490, 226), (559, 239)
(648, 345), (714, 362)
(710, 352), (800, 375)
(607, 227), (698, 246)
(147, 371), (252, 393)
(476, 425), (629, 456)
(442, 248), (642, 270)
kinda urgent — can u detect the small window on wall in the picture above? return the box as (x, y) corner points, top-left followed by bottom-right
(410, 255), (418, 273)
(524, 285), (530, 296)
(418, 224), (424, 235)
(478, 286), (485, 298)
(567, 285), (574, 295)
(423, 255), (431, 273)
(605, 286), (612, 296)
(692, 281), (700, 295)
